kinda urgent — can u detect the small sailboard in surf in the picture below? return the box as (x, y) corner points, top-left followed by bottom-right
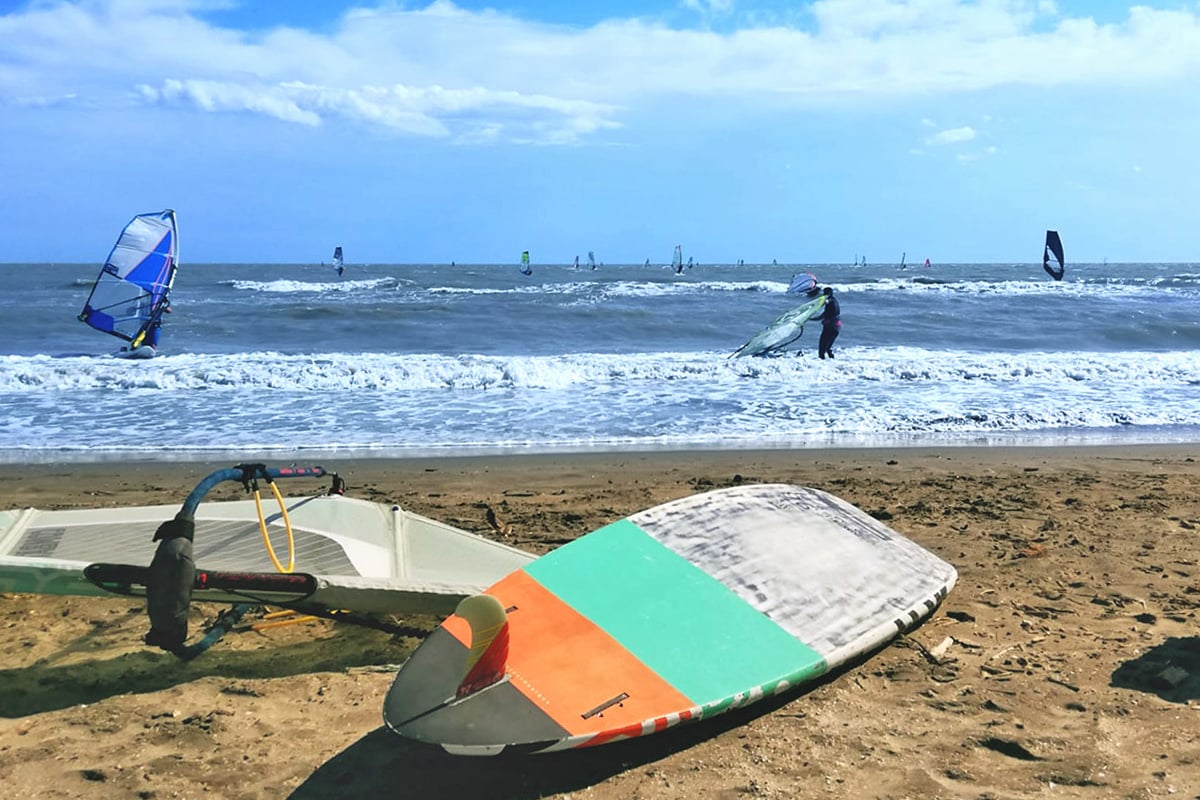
(520, 250), (532, 276)
(78, 209), (178, 359)
(1043, 230), (1064, 281)
(331, 246), (345, 276)
(786, 272), (819, 296)
(383, 483), (957, 755)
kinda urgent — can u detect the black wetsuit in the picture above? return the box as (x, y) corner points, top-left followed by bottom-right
(817, 294), (841, 359)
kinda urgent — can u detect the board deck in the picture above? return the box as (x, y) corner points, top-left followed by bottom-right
(383, 483), (957, 755)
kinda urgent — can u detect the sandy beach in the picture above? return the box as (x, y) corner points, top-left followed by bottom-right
(1, 445), (1199, 799)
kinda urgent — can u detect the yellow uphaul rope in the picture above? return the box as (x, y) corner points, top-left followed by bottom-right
(253, 479), (295, 574)
(248, 478), (323, 632)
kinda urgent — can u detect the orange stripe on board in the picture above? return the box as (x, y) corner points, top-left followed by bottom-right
(440, 570), (692, 737)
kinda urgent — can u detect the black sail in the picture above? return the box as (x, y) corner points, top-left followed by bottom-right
(1043, 230), (1064, 281)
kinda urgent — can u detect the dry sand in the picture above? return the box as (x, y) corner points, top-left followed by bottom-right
(1, 445), (1199, 799)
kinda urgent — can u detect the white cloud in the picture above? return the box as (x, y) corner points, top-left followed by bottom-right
(927, 126), (976, 145)
(143, 79), (323, 126)
(2, 1), (1200, 143)
(135, 78), (622, 142)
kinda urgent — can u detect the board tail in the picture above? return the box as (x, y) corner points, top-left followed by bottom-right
(455, 594), (510, 698)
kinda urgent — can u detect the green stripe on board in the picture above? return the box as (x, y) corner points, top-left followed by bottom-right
(524, 519), (826, 704)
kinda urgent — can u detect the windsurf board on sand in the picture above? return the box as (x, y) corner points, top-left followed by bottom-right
(383, 483), (957, 755)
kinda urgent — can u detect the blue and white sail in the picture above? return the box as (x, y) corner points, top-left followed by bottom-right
(332, 246), (345, 276)
(78, 209), (178, 357)
(587, 250), (596, 270)
(786, 272), (819, 296)
(672, 244), (683, 274)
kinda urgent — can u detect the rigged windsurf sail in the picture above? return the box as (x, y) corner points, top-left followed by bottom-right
(786, 272), (819, 296)
(0, 465), (535, 631)
(1043, 230), (1064, 281)
(587, 250), (596, 270)
(331, 246), (345, 276)
(731, 294), (827, 358)
(520, 250), (532, 276)
(672, 244), (683, 274)
(573, 255), (580, 269)
(78, 209), (178, 355)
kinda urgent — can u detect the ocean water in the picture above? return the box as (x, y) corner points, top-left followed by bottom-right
(1, 260), (1198, 463)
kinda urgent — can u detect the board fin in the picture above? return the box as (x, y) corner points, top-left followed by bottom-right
(455, 594), (510, 698)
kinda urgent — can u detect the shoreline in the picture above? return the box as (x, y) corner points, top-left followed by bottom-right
(2, 427), (1199, 467)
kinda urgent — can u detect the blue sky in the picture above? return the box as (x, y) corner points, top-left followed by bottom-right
(1, 0), (1197, 264)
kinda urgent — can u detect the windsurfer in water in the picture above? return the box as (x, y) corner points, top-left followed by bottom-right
(120, 297), (170, 356)
(816, 287), (841, 360)
(143, 298), (171, 350)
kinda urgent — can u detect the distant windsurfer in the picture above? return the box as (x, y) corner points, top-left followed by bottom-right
(787, 272), (821, 298)
(816, 287), (841, 360)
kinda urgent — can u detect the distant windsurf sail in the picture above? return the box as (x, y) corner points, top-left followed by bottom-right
(520, 250), (532, 276)
(672, 245), (683, 274)
(78, 209), (178, 354)
(332, 246), (344, 276)
(588, 251), (596, 270)
(786, 272), (819, 296)
(731, 294), (827, 358)
(1043, 230), (1064, 281)
(900, 251), (906, 269)
(573, 255), (580, 269)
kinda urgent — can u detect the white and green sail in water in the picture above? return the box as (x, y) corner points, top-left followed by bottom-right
(731, 294), (827, 358)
